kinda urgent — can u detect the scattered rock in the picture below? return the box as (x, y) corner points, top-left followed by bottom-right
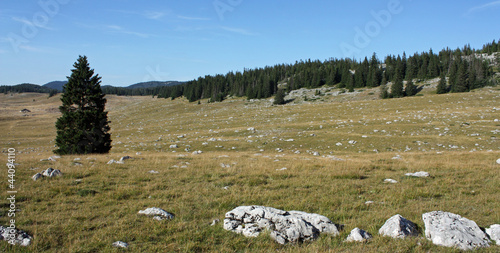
(20, 109), (31, 113)
(312, 152), (320, 156)
(32, 173), (42, 181)
(107, 159), (117, 164)
(247, 127), (255, 132)
(422, 211), (490, 250)
(112, 241), (129, 248)
(405, 171), (430, 178)
(486, 224), (500, 245)
(192, 150), (203, 155)
(365, 201), (374, 205)
(0, 225), (32, 246)
(496, 158), (500, 165)
(379, 214), (419, 239)
(138, 207), (174, 220)
(170, 144), (178, 149)
(211, 219), (220, 226)
(148, 170), (159, 174)
(346, 228), (373, 242)
(41, 168), (62, 178)
(276, 167), (288, 171)
(384, 179), (398, 184)
(119, 156), (132, 162)
(223, 206), (340, 245)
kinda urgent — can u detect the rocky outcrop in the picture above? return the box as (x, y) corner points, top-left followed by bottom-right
(223, 206), (340, 245)
(422, 211), (490, 250)
(486, 224), (500, 245)
(138, 207), (174, 221)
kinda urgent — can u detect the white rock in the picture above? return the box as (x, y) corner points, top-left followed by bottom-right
(148, 170), (159, 174)
(379, 214), (419, 239)
(313, 152), (320, 156)
(223, 206), (340, 245)
(348, 140), (357, 145)
(119, 156), (132, 162)
(405, 171), (430, 178)
(138, 207), (174, 220)
(336, 142), (343, 146)
(211, 219), (220, 226)
(486, 224), (500, 245)
(346, 228), (372, 242)
(112, 241), (129, 248)
(42, 168), (54, 177)
(247, 127), (255, 131)
(169, 144), (178, 149)
(496, 158), (500, 165)
(107, 159), (117, 164)
(277, 167), (288, 171)
(0, 226), (32, 246)
(422, 211), (490, 250)
(384, 179), (398, 184)
(32, 173), (42, 181)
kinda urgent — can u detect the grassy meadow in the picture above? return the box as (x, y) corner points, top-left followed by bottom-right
(0, 86), (499, 252)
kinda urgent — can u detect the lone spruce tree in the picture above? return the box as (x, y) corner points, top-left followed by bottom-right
(54, 56), (111, 155)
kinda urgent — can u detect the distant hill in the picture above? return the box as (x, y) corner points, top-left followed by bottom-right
(43, 81), (67, 91)
(0, 83), (58, 94)
(126, 81), (184, 89)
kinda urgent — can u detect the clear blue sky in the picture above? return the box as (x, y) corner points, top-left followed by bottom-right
(1, 0), (499, 86)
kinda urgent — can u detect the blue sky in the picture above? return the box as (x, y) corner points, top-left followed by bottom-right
(0, 0), (499, 86)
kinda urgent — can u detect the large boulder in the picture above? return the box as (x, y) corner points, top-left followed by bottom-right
(422, 211), (490, 250)
(0, 226), (32, 246)
(485, 224), (500, 246)
(379, 214), (419, 239)
(223, 206), (340, 245)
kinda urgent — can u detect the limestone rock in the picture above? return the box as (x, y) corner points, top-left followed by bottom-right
(138, 207), (174, 220)
(422, 211), (490, 250)
(0, 226), (32, 246)
(169, 144), (178, 149)
(119, 156), (132, 162)
(346, 228), (372, 242)
(384, 179), (398, 184)
(486, 224), (500, 245)
(496, 158), (500, 165)
(405, 171), (430, 178)
(41, 168), (62, 178)
(112, 241), (129, 248)
(107, 159), (117, 164)
(223, 206), (340, 245)
(32, 173), (42, 181)
(379, 214), (419, 239)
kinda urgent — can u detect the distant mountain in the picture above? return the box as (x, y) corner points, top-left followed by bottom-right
(43, 81), (67, 91)
(0, 83), (58, 94)
(126, 81), (184, 89)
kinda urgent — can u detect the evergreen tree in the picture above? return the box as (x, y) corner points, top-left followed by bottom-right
(273, 88), (286, 105)
(436, 73), (448, 94)
(380, 84), (389, 99)
(54, 56), (112, 155)
(390, 67), (404, 98)
(405, 78), (417, 96)
(452, 61), (469, 92)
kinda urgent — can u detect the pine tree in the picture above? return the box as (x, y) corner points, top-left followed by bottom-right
(405, 78), (417, 96)
(379, 84), (389, 99)
(436, 73), (448, 94)
(54, 56), (112, 155)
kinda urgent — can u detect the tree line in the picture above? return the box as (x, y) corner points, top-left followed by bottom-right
(2, 40), (499, 99)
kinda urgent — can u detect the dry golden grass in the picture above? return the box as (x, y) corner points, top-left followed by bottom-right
(0, 87), (499, 252)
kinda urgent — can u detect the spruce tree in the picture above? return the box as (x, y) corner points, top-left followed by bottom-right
(54, 56), (111, 155)
(436, 73), (448, 94)
(390, 67), (404, 98)
(405, 78), (417, 96)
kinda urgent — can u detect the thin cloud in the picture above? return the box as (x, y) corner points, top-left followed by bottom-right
(144, 11), (166, 20)
(106, 25), (152, 38)
(177, 15), (211, 21)
(466, 1), (500, 15)
(220, 26), (258, 36)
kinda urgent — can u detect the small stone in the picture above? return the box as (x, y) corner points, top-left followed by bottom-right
(119, 156), (132, 162)
(148, 170), (159, 174)
(384, 179), (398, 184)
(42, 168), (54, 177)
(138, 207), (174, 220)
(32, 173), (42, 181)
(346, 228), (372, 242)
(0, 226), (32, 246)
(211, 219), (220, 226)
(405, 171), (430, 178)
(170, 144), (178, 149)
(112, 241), (128, 248)
(107, 159), (117, 164)
(496, 158), (500, 165)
